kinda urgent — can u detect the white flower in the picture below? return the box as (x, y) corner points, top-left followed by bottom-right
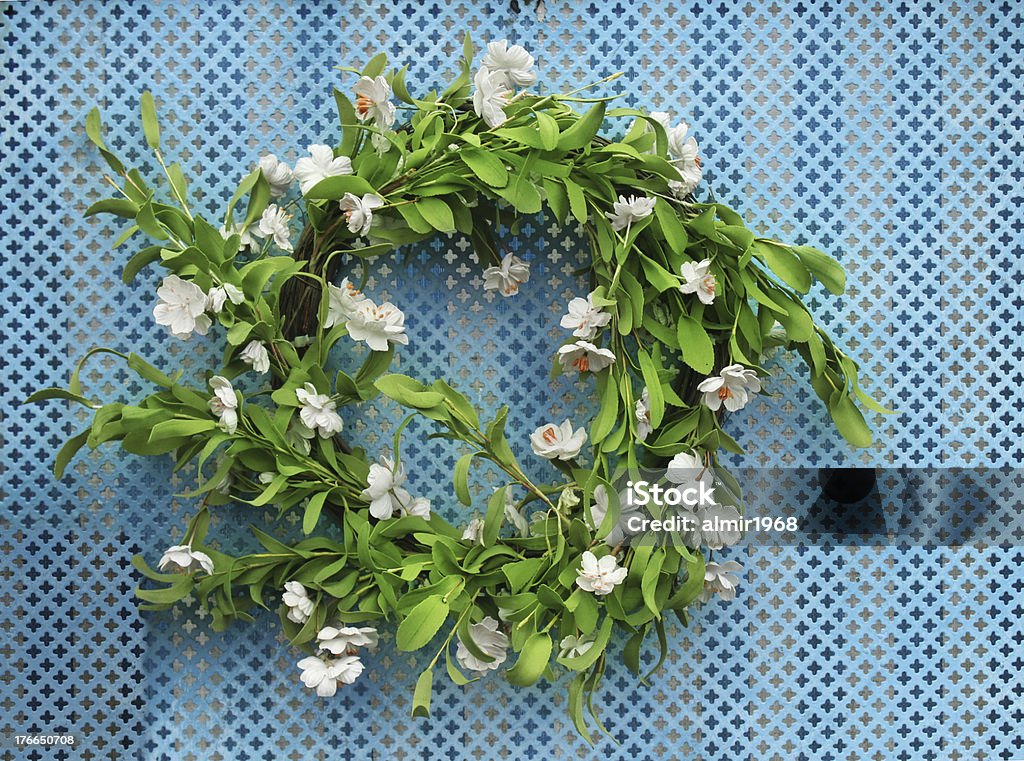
(472, 67), (510, 129)
(294, 144), (353, 195)
(666, 451), (713, 490)
(461, 517), (485, 544)
(666, 122), (702, 197)
(317, 625), (379, 654)
(239, 339), (271, 374)
(481, 39), (537, 89)
(258, 471), (275, 484)
(559, 292), (611, 339)
(297, 654), (364, 697)
(647, 111), (671, 130)
(503, 490), (530, 537)
(699, 560), (743, 603)
(354, 75), (396, 128)
(635, 387), (652, 442)
(558, 634), (594, 659)
(575, 550), (628, 596)
(158, 544), (214, 575)
(257, 204), (293, 252)
(455, 616), (509, 673)
(295, 382), (344, 438)
(606, 194), (656, 232)
(220, 221), (259, 251)
(588, 485), (642, 546)
(699, 502), (743, 550)
(679, 259), (717, 305)
(286, 418), (315, 454)
(282, 581), (315, 624)
(697, 364), (762, 412)
(360, 456), (431, 520)
(529, 420), (587, 460)
(345, 300), (409, 352)
(205, 283), (245, 314)
(482, 253), (530, 297)
(339, 192), (384, 236)
(556, 340), (617, 373)
(153, 275), (212, 340)
(258, 153), (294, 198)
(208, 375), (239, 434)
(325, 277), (367, 329)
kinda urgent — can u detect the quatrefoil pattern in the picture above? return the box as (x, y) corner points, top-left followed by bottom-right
(2, 1), (1022, 759)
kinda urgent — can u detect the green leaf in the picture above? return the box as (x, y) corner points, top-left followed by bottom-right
(755, 240), (812, 293)
(676, 317), (714, 374)
(506, 632), (553, 687)
(482, 486), (507, 546)
(415, 197), (456, 233)
(302, 492), (329, 535)
(375, 374), (446, 409)
(304, 174), (378, 201)
(828, 390), (873, 448)
(396, 596), (450, 651)
(411, 668), (433, 718)
(453, 452), (475, 506)
(565, 179), (588, 224)
(54, 430), (90, 479)
(640, 548), (665, 615)
(637, 349), (665, 428)
(654, 198), (687, 252)
(557, 616), (612, 671)
(793, 244), (846, 295)
(535, 111), (559, 150)
(140, 91), (161, 150)
(459, 147), (508, 188)
(121, 245), (163, 284)
(25, 388), (96, 407)
(557, 102), (606, 151)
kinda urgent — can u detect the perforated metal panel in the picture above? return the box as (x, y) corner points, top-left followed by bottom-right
(2, 2), (1022, 759)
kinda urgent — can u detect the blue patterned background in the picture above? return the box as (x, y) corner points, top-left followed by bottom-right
(2, 1), (1023, 759)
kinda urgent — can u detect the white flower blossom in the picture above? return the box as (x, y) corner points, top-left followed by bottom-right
(360, 456), (431, 520)
(679, 258), (717, 305)
(461, 517), (485, 544)
(220, 221), (259, 251)
(258, 471), (276, 484)
(556, 340), (617, 374)
(482, 253), (530, 297)
(153, 275), (212, 340)
(158, 544), (214, 575)
(317, 625), (379, 654)
(208, 375), (239, 434)
(588, 485), (642, 546)
(294, 144), (353, 195)
(503, 489), (530, 537)
(354, 75), (396, 128)
(325, 277), (367, 329)
(239, 339), (271, 374)
(257, 204), (293, 252)
(635, 387), (652, 442)
(558, 634), (594, 659)
(529, 420), (587, 460)
(665, 451), (714, 491)
(559, 292), (611, 339)
(345, 300), (409, 352)
(481, 39), (537, 89)
(205, 282), (245, 314)
(283, 580), (315, 624)
(666, 122), (702, 197)
(297, 654), (364, 696)
(339, 192), (384, 236)
(472, 67), (510, 129)
(699, 560), (743, 603)
(696, 364), (762, 412)
(455, 616), (509, 673)
(258, 153), (294, 198)
(286, 418), (316, 454)
(606, 194), (656, 232)
(699, 502), (743, 550)
(575, 550), (628, 596)
(294, 382), (344, 438)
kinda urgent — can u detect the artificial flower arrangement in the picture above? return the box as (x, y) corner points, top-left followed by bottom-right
(29, 36), (885, 737)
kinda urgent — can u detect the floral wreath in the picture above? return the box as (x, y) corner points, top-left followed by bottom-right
(30, 36), (885, 737)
